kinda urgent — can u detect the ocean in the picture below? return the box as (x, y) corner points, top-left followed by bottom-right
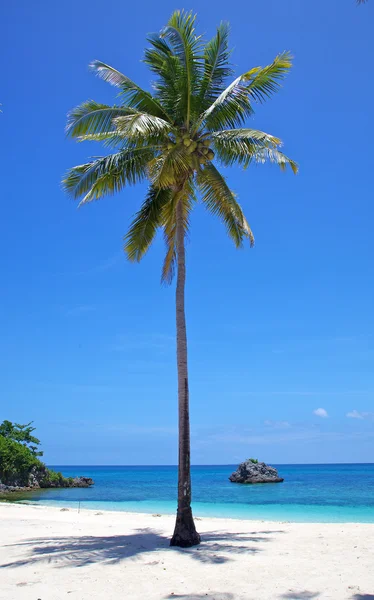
(14, 464), (374, 523)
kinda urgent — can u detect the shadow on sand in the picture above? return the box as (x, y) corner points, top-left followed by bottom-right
(280, 593), (320, 599)
(351, 596), (374, 600)
(0, 528), (281, 569)
(164, 595), (235, 600)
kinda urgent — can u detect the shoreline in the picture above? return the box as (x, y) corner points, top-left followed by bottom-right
(2, 496), (374, 525)
(2, 499), (371, 526)
(1, 503), (374, 599)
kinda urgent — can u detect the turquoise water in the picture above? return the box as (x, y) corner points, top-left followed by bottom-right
(16, 464), (374, 523)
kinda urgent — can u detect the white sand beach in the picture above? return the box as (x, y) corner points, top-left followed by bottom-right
(1, 503), (373, 600)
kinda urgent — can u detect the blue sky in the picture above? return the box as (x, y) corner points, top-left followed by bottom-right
(1, 0), (373, 465)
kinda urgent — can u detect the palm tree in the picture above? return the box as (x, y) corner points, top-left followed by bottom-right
(63, 10), (297, 548)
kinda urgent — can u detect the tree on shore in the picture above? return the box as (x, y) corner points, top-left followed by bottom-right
(0, 420), (43, 457)
(63, 11), (297, 547)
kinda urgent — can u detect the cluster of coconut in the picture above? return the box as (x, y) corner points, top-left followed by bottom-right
(167, 133), (215, 164)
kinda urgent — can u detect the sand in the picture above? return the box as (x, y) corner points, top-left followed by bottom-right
(0, 503), (373, 600)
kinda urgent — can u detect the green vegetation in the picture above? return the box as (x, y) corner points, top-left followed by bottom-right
(0, 420), (69, 489)
(0, 420), (43, 456)
(248, 458), (259, 464)
(63, 10), (296, 547)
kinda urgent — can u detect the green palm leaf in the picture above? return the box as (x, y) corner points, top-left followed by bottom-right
(62, 148), (153, 205)
(210, 128), (297, 173)
(242, 51), (293, 103)
(161, 180), (195, 283)
(144, 36), (185, 125)
(90, 60), (171, 122)
(196, 51), (292, 132)
(199, 22), (233, 106)
(113, 112), (174, 140)
(66, 101), (137, 137)
(161, 10), (203, 126)
(251, 147), (298, 173)
(124, 187), (172, 262)
(197, 163), (254, 247)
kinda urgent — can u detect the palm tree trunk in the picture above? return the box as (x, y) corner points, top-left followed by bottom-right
(170, 199), (201, 548)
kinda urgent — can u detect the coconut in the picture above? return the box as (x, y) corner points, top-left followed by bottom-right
(175, 136), (182, 144)
(183, 138), (191, 147)
(182, 133), (190, 140)
(203, 139), (211, 147)
(207, 150), (215, 161)
(167, 142), (174, 150)
(202, 147), (209, 155)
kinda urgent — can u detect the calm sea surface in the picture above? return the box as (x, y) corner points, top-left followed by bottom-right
(13, 464), (374, 522)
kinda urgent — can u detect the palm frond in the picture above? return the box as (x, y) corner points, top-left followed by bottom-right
(124, 187), (172, 262)
(62, 148), (153, 205)
(89, 60), (171, 122)
(66, 101), (137, 137)
(199, 22), (233, 106)
(195, 75), (254, 132)
(161, 10), (203, 126)
(242, 51), (293, 104)
(113, 112), (174, 139)
(75, 131), (128, 149)
(196, 51), (292, 132)
(144, 35), (185, 124)
(196, 163), (254, 247)
(211, 128), (284, 168)
(161, 179), (195, 283)
(251, 147), (298, 173)
(211, 128), (281, 145)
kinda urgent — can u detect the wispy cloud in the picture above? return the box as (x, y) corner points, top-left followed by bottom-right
(234, 389), (370, 398)
(103, 424), (177, 436)
(193, 424), (374, 448)
(313, 408), (329, 418)
(346, 410), (374, 420)
(48, 420), (177, 436)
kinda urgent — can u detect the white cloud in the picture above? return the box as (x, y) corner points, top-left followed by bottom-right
(313, 408), (329, 418)
(346, 410), (373, 420)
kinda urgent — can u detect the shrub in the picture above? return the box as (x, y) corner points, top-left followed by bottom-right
(248, 458), (259, 464)
(0, 420), (71, 489)
(0, 435), (43, 486)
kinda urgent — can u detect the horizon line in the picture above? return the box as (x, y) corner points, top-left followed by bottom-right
(48, 462), (374, 467)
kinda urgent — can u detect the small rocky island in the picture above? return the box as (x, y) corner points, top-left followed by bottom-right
(229, 458), (284, 484)
(0, 420), (94, 496)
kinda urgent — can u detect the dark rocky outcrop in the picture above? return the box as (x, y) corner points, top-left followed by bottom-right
(229, 459), (284, 484)
(70, 476), (94, 488)
(0, 468), (94, 495)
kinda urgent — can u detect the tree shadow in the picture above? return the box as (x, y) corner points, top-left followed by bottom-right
(351, 596), (374, 599)
(280, 593), (320, 599)
(165, 595), (234, 600)
(0, 528), (274, 569)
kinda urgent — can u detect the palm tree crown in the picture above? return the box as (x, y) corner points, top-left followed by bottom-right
(63, 10), (297, 279)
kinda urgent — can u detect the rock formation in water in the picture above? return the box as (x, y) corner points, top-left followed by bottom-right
(229, 459), (284, 484)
